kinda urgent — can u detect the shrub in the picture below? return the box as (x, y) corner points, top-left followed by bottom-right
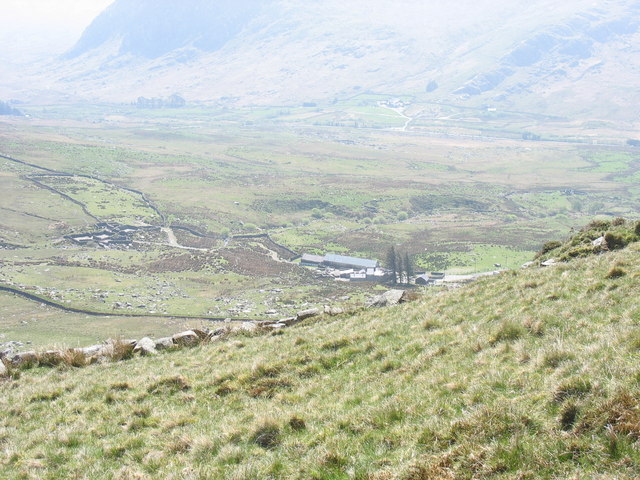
(611, 217), (626, 226)
(562, 245), (596, 259)
(397, 211), (409, 221)
(539, 240), (562, 256)
(109, 339), (135, 362)
(37, 351), (65, 367)
(635, 220), (640, 237)
(586, 219), (611, 231)
(604, 232), (627, 250)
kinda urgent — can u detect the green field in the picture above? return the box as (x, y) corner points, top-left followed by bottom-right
(1, 102), (639, 344)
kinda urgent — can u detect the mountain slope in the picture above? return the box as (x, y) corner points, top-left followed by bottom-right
(2, 233), (639, 478)
(66, 0), (267, 59)
(7, 0), (638, 123)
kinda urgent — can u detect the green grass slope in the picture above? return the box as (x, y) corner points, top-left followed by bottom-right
(1, 241), (639, 479)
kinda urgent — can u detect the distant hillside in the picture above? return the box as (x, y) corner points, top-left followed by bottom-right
(0, 100), (22, 116)
(4, 0), (638, 123)
(1, 227), (640, 478)
(66, 0), (267, 59)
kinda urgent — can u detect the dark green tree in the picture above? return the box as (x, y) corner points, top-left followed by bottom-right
(397, 253), (406, 284)
(404, 252), (413, 282)
(386, 246), (398, 285)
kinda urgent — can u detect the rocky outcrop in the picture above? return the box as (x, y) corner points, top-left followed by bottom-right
(368, 289), (407, 308)
(9, 351), (39, 368)
(155, 337), (175, 350)
(172, 330), (201, 347)
(324, 305), (344, 316)
(296, 308), (321, 321)
(0, 360), (7, 377)
(134, 337), (157, 356)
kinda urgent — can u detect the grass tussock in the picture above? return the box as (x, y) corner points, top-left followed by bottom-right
(490, 320), (526, 344)
(250, 421), (281, 449)
(147, 375), (191, 394)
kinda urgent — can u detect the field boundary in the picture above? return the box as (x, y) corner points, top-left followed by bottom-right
(0, 285), (267, 323)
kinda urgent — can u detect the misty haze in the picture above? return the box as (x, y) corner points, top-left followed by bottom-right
(1, 1), (640, 479)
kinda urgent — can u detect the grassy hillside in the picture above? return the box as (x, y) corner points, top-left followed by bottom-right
(1, 233), (639, 478)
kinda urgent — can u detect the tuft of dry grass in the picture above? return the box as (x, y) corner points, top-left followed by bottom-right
(606, 266), (627, 279)
(147, 375), (191, 394)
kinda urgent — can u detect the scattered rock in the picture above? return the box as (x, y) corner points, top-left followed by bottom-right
(232, 322), (258, 334)
(10, 351), (38, 368)
(296, 308), (321, 321)
(134, 337), (158, 355)
(155, 337), (175, 350)
(265, 323), (286, 330)
(521, 261), (536, 269)
(209, 327), (229, 338)
(279, 317), (300, 327)
(70, 345), (97, 357)
(592, 236), (605, 247)
(324, 305), (344, 316)
(172, 330), (200, 347)
(0, 360), (7, 377)
(255, 320), (279, 327)
(368, 289), (406, 308)
(541, 258), (558, 267)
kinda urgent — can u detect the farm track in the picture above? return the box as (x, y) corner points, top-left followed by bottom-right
(0, 284), (268, 324)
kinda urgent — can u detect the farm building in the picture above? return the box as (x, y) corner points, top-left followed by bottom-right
(300, 254), (325, 267)
(415, 272), (445, 285)
(322, 254), (378, 270)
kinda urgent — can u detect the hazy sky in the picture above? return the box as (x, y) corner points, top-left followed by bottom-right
(2, 0), (113, 28)
(1, 0), (114, 62)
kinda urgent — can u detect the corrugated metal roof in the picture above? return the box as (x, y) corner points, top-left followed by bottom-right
(301, 254), (325, 263)
(324, 254), (378, 269)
